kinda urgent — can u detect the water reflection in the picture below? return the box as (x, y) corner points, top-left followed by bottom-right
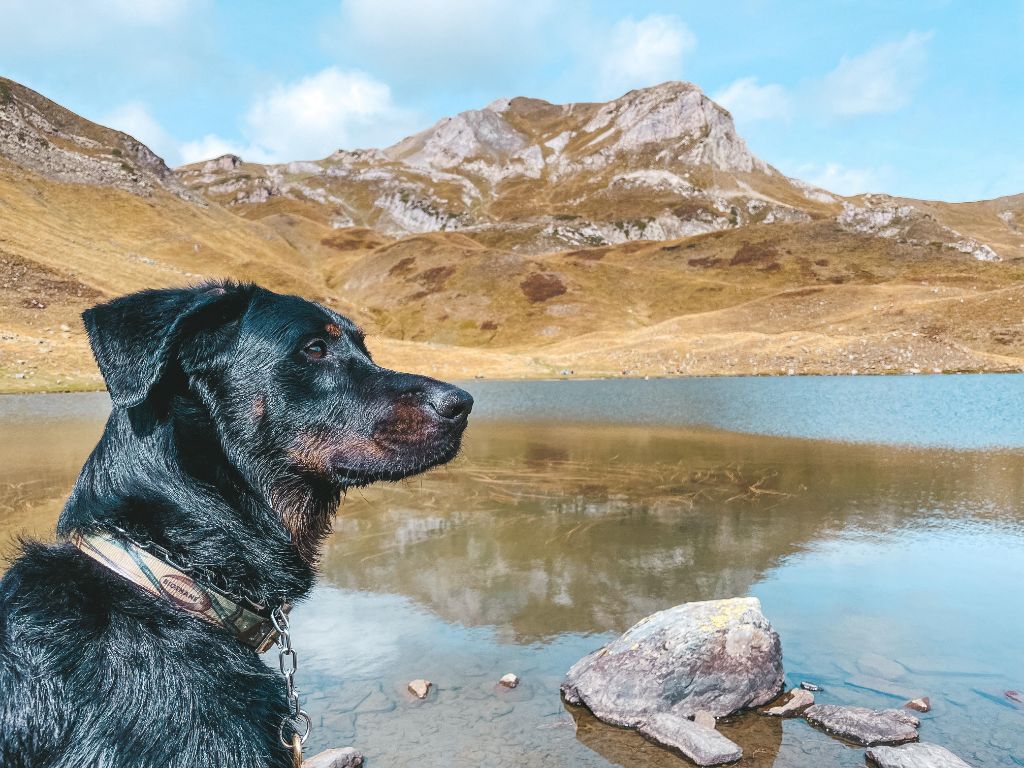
(324, 422), (1024, 641)
(1, 393), (1022, 766)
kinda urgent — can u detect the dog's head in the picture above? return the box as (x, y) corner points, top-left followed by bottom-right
(82, 282), (472, 554)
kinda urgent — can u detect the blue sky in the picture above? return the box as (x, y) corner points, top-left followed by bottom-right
(1, 0), (1021, 201)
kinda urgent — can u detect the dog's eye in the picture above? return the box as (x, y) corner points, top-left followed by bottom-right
(303, 340), (328, 360)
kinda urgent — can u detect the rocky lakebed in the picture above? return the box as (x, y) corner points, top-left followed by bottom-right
(309, 597), (983, 768)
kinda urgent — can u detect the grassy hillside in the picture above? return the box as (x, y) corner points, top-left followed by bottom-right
(3, 156), (1021, 394)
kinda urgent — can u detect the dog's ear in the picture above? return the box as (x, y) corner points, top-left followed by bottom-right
(82, 283), (253, 408)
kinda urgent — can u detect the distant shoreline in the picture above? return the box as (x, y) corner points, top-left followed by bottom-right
(3, 367), (1021, 399)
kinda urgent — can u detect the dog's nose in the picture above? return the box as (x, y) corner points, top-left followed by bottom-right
(425, 384), (474, 422)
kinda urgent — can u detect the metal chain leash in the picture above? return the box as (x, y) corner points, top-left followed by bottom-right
(272, 605), (311, 768)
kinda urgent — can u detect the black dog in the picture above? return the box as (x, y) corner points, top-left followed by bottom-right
(0, 282), (472, 767)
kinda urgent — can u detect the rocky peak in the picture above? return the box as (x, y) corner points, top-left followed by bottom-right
(386, 105), (530, 170)
(0, 77), (193, 200)
(383, 81), (770, 179)
(202, 154), (241, 174)
(576, 81), (768, 172)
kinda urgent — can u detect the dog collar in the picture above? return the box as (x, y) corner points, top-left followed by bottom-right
(70, 530), (283, 653)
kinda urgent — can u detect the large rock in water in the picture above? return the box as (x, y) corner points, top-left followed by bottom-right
(638, 714), (743, 766)
(562, 598), (784, 725)
(804, 705), (919, 746)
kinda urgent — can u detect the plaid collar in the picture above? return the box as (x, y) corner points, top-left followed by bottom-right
(70, 530), (283, 653)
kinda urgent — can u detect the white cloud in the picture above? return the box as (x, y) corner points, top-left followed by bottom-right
(150, 68), (418, 166)
(241, 68), (415, 161)
(100, 102), (178, 161)
(821, 31), (932, 116)
(178, 134), (247, 166)
(598, 15), (696, 97)
(797, 162), (886, 196)
(713, 77), (791, 122)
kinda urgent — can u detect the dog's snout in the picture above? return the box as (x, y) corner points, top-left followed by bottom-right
(425, 384), (473, 422)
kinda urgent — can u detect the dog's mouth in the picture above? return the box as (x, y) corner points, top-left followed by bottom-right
(328, 426), (467, 487)
(334, 438), (464, 487)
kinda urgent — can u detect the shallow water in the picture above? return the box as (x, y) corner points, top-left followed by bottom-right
(1, 378), (1022, 767)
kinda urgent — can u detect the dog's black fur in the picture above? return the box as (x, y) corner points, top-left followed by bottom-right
(0, 282), (472, 767)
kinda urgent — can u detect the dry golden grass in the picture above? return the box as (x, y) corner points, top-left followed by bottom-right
(2, 160), (1023, 394)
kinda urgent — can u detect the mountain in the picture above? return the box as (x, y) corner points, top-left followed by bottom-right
(177, 82), (833, 253)
(1, 76), (1022, 393)
(175, 81), (1023, 265)
(0, 77), (193, 200)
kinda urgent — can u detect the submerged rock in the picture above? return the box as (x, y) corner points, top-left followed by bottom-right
(407, 679), (432, 699)
(847, 674), (924, 700)
(638, 713), (742, 766)
(866, 742), (974, 767)
(804, 704), (919, 746)
(763, 687), (814, 717)
(857, 653), (908, 680)
(561, 597), (784, 729)
(303, 747), (364, 768)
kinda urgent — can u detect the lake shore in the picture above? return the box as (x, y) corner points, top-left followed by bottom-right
(3, 331), (1023, 396)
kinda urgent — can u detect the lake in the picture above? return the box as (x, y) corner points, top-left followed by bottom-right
(1, 375), (1022, 766)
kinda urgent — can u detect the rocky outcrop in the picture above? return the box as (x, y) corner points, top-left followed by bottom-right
(947, 238), (999, 262)
(562, 597), (784, 729)
(0, 77), (194, 200)
(866, 743), (974, 768)
(803, 704), (920, 746)
(837, 195), (1001, 261)
(202, 154), (241, 174)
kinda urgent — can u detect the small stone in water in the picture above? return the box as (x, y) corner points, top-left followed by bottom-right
(905, 697), (931, 713)
(693, 711), (716, 730)
(407, 679), (432, 699)
(499, 673), (519, 689)
(800, 681), (823, 692)
(763, 687), (814, 717)
(302, 747), (364, 768)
